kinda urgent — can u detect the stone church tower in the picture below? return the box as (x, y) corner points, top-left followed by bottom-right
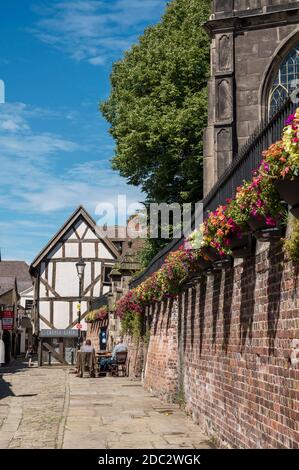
(204, 0), (299, 195)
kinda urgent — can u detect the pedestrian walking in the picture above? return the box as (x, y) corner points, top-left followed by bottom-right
(25, 344), (34, 367)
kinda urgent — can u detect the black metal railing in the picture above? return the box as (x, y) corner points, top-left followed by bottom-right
(203, 97), (296, 214)
(131, 98), (296, 287)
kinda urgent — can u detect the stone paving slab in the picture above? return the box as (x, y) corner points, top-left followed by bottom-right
(0, 361), (211, 449)
(63, 375), (211, 449)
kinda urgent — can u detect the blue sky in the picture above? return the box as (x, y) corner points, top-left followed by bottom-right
(0, 0), (168, 263)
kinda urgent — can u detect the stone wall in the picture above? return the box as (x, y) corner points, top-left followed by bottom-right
(141, 241), (299, 448)
(204, 2), (299, 194)
(213, 0), (298, 16)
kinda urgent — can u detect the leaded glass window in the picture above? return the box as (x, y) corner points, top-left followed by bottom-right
(269, 45), (299, 117)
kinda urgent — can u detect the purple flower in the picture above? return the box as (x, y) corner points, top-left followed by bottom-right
(286, 113), (295, 125)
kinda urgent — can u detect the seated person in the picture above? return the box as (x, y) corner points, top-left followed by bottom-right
(100, 336), (127, 372)
(80, 339), (94, 353)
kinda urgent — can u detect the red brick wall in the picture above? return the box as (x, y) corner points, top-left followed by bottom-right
(86, 322), (100, 351)
(124, 334), (145, 379)
(142, 242), (299, 448)
(144, 300), (180, 401)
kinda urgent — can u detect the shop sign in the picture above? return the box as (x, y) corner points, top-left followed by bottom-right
(40, 329), (78, 338)
(1, 310), (14, 330)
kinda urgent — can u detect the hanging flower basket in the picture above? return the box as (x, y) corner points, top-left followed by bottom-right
(227, 233), (253, 259)
(275, 177), (299, 219)
(185, 246), (212, 270)
(201, 246), (222, 262)
(248, 214), (282, 242)
(198, 257), (212, 270)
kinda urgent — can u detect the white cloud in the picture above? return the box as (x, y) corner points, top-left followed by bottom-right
(88, 55), (106, 66)
(0, 102), (79, 159)
(0, 101), (143, 215)
(0, 99), (143, 261)
(30, 0), (168, 65)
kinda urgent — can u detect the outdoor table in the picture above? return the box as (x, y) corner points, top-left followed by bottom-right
(97, 351), (112, 358)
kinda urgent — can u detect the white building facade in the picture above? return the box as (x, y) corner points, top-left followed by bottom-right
(30, 206), (119, 365)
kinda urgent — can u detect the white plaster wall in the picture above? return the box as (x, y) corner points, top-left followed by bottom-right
(65, 242), (79, 258)
(85, 228), (98, 239)
(39, 301), (50, 322)
(53, 301), (69, 329)
(39, 282), (47, 298)
(82, 242), (95, 258)
(98, 243), (114, 259)
(56, 262), (78, 297)
(94, 262), (102, 278)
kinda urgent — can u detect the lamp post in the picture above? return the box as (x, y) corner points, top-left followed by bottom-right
(76, 258), (86, 349)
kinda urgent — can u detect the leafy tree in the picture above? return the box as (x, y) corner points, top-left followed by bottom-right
(101, 0), (211, 266)
(101, 0), (210, 205)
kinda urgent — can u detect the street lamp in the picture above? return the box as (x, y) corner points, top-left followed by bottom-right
(76, 258), (86, 349)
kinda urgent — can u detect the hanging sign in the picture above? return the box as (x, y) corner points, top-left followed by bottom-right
(1, 310), (14, 330)
(76, 323), (82, 330)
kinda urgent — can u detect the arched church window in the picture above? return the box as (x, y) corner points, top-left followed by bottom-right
(269, 45), (299, 117)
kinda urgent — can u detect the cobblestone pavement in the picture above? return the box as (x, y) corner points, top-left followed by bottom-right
(0, 361), (211, 449)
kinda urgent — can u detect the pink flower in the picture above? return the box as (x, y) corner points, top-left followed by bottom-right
(266, 216), (276, 227)
(257, 199), (263, 208)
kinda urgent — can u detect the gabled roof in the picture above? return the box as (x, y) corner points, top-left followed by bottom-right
(30, 206), (120, 271)
(0, 276), (17, 296)
(118, 247), (141, 273)
(19, 285), (34, 296)
(0, 261), (32, 293)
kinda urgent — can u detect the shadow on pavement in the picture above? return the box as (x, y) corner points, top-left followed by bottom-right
(0, 375), (15, 399)
(0, 360), (32, 400)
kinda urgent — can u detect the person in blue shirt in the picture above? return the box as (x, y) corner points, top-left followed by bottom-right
(99, 337), (127, 372)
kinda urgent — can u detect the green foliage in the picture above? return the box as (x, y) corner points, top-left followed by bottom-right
(101, 0), (210, 205)
(121, 311), (143, 341)
(138, 238), (170, 268)
(284, 215), (299, 262)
